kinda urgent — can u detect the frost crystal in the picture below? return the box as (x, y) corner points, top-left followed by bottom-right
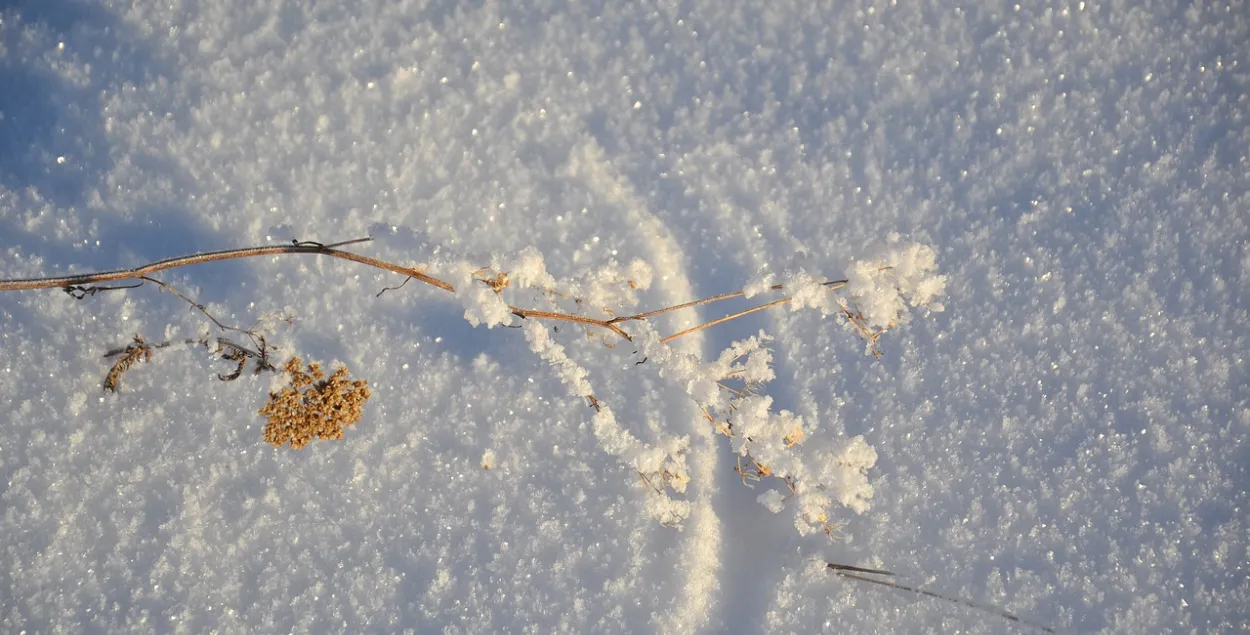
(431, 259), (515, 328)
(635, 321), (880, 535)
(523, 321), (592, 397)
(758, 489), (786, 514)
(438, 239), (940, 536)
(506, 246), (557, 290)
(783, 269), (837, 315)
(522, 320), (690, 527)
(560, 258), (653, 316)
(845, 239), (947, 330)
(742, 267), (776, 298)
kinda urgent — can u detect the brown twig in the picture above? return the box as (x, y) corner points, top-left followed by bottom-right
(608, 279), (848, 324)
(658, 281), (847, 344)
(509, 308), (633, 340)
(662, 297), (793, 343)
(610, 287), (773, 323)
(102, 337), (186, 358)
(2, 238), (854, 345)
(0, 237), (452, 293)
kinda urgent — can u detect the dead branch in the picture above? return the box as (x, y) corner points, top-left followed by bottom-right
(1, 237), (851, 344)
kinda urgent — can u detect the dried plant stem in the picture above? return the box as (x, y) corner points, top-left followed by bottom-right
(0, 237), (847, 342)
(326, 246), (455, 293)
(608, 280), (846, 324)
(662, 297), (793, 344)
(103, 335), (154, 392)
(102, 336), (264, 359)
(0, 238), (442, 291)
(659, 280), (847, 344)
(137, 275), (263, 343)
(826, 563), (1056, 633)
(509, 308), (633, 340)
(610, 287), (780, 323)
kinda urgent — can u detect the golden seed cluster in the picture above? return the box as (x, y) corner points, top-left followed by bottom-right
(259, 357), (371, 450)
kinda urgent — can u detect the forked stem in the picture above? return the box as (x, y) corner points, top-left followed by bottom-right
(1, 237), (850, 344)
(660, 281), (846, 344)
(0, 238), (452, 293)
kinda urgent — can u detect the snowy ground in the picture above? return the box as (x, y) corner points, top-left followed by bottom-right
(2, 0), (1247, 632)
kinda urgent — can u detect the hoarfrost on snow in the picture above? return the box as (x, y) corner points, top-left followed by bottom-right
(844, 238), (947, 330)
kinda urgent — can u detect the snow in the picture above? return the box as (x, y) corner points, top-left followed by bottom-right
(844, 237), (947, 328)
(2, 0), (1248, 633)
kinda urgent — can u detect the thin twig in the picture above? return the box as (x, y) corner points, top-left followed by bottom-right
(64, 282), (144, 298)
(662, 297), (793, 343)
(134, 274), (285, 363)
(637, 470), (663, 494)
(826, 562), (895, 576)
(137, 276), (238, 333)
(104, 336), (277, 373)
(827, 563), (1056, 633)
(1, 238), (850, 344)
(510, 308), (632, 340)
(659, 282), (847, 344)
(0, 238), (454, 294)
(102, 337), (191, 357)
(609, 279), (848, 324)
(298, 237), (374, 249)
(610, 287), (774, 323)
(376, 276), (413, 297)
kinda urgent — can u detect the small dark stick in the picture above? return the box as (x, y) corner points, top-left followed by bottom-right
(826, 562), (895, 576)
(64, 282), (143, 299)
(376, 275), (412, 297)
(826, 562), (1057, 633)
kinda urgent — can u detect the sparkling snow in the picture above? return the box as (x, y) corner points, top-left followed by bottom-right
(1, 0), (1246, 632)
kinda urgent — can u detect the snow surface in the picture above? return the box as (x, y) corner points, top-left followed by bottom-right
(2, 0), (1247, 632)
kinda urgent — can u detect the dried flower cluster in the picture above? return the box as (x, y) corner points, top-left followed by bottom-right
(103, 335), (154, 392)
(259, 357), (371, 449)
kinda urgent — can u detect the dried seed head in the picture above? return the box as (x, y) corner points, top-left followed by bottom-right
(103, 335), (154, 393)
(259, 357), (371, 449)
